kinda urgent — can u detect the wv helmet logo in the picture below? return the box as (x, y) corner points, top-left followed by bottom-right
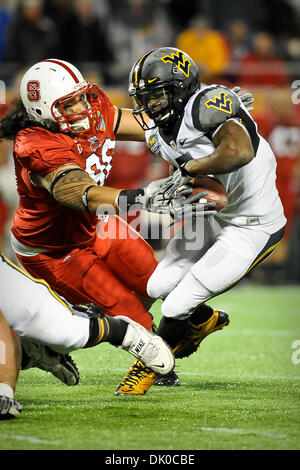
(205, 91), (233, 114)
(161, 51), (191, 77)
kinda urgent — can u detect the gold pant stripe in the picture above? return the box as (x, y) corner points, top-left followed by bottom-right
(97, 317), (106, 344)
(246, 240), (281, 274)
(0, 252), (70, 311)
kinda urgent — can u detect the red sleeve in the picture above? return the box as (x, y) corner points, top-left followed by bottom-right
(14, 128), (79, 176)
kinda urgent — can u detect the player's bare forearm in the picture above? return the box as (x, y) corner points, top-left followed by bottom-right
(184, 120), (254, 175)
(52, 173), (121, 213)
(83, 185), (121, 213)
(114, 107), (147, 141)
(34, 164), (121, 213)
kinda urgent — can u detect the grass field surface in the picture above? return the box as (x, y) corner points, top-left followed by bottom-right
(1, 284), (299, 452)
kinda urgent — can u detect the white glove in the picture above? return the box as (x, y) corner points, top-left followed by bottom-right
(158, 169), (192, 199)
(141, 169), (192, 212)
(168, 187), (216, 221)
(117, 174), (188, 213)
(232, 86), (255, 112)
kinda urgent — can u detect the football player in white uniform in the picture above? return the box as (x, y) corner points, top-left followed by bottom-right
(0, 252), (174, 418)
(0, 309), (23, 419)
(114, 47), (286, 396)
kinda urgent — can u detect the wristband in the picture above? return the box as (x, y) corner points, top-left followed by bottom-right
(175, 152), (193, 177)
(180, 161), (193, 177)
(117, 188), (145, 212)
(82, 185), (95, 213)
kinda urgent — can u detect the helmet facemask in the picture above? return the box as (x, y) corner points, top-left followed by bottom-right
(129, 47), (201, 131)
(130, 84), (177, 131)
(52, 85), (92, 133)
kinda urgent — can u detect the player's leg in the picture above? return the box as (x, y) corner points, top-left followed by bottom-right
(116, 223), (285, 395)
(147, 217), (216, 300)
(163, 224), (285, 317)
(72, 304), (174, 375)
(149, 217), (224, 361)
(0, 310), (23, 419)
(95, 215), (158, 307)
(147, 217), (218, 355)
(0, 254), (89, 385)
(1, 253), (91, 352)
(159, 224), (285, 358)
(115, 217), (224, 394)
(16, 245), (153, 330)
(0, 256), (174, 386)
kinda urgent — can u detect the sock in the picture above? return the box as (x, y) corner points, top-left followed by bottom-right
(105, 316), (128, 346)
(0, 383), (14, 399)
(156, 316), (189, 349)
(84, 315), (128, 348)
(189, 304), (214, 326)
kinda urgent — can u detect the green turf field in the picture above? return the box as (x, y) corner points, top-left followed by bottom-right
(1, 284), (299, 451)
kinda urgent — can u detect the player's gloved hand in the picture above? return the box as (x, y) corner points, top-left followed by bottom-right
(118, 170), (193, 212)
(142, 176), (173, 210)
(117, 176), (179, 212)
(144, 169), (195, 213)
(232, 86), (254, 112)
(168, 188), (217, 221)
(157, 168), (192, 200)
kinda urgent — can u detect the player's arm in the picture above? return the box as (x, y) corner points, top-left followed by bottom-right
(32, 163), (122, 213)
(183, 119), (254, 176)
(32, 162), (169, 214)
(181, 86), (255, 176)
(113, 106), (147, 141)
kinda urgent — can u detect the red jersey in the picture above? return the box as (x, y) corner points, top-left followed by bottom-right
(12, 86), (116, 251)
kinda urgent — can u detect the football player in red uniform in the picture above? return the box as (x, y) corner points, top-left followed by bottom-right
(0, 59), (176, 331)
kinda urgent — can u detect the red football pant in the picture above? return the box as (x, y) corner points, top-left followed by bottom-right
(16, 216), (158, 330)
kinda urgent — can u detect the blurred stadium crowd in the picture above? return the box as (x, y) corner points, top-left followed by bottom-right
(0, 0), (300, 284)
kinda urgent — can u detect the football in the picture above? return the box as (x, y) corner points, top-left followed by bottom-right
(181, 175), (228, 212)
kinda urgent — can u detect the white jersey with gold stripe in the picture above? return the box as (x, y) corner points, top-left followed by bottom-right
(146, 84), (286, 234)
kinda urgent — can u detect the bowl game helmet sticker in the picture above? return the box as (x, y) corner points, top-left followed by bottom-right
(148, 135), (162, 158)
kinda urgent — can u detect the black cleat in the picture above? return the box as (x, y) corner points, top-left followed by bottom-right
(173, 310), (230, 359)
(0, 395), (23, 419)
(154, 370), (181, 387)
(21, 338), (80, 386)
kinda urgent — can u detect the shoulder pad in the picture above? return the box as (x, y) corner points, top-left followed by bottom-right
(192, 86), (241, 133)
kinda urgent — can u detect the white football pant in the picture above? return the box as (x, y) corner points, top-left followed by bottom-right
(147, 216), (284, 318)
(0, 254), (90, 353)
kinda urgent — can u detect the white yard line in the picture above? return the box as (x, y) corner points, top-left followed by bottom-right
(178, 371), (300, 381)
(224, 329), (298, 337)
(78, 367), (300, 381)
(195, 427), (287, 439)
(1, 434), (61, 445)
